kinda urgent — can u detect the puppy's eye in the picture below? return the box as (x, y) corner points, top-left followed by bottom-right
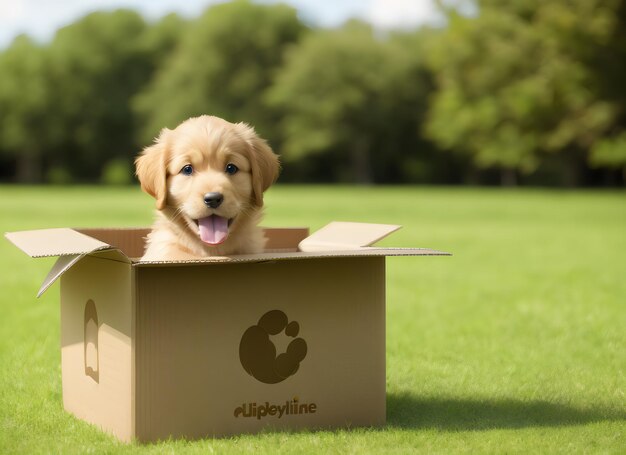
(180, 164), (193, 176)
(225, 163), (239, 175)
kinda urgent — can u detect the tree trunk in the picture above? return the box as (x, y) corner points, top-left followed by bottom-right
(562, 147), (585, 187)
(15, 151), (42, 183)
(500, 168), (517, 186)
(466, 166), (480, 185)
(351, 139), (373, 184)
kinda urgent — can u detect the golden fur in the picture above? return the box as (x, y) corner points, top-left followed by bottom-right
(135, 115), (280, 260)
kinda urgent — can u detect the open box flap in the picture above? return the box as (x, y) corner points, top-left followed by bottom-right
(298, 222), (401, 252)
(7, 223), (449, 285)
(5, 228), (114, 258)
(5, 228), (133, 297)
(38, 254), (82, 298)
(37, 248), (130, 298)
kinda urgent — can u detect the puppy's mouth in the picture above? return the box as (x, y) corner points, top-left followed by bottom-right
(194, 215), (234, 245)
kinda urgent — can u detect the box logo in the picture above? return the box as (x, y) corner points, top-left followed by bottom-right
(234, 397), (317, 420)
(239, 310), (307, 384)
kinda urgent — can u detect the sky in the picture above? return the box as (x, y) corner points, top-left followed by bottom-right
(0, 0), (443, 48)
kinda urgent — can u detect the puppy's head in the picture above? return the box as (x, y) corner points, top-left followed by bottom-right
(135, 116), (280, 246)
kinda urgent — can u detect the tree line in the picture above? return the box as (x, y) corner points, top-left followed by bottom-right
(0, 0), (624, 186)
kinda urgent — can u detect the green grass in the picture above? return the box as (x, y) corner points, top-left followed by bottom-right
(0, 185), (624, 454)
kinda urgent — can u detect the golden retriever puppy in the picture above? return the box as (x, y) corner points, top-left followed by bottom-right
(135, 115), (280, 260)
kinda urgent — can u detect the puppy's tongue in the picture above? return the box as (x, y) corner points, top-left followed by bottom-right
(198, 215), (229, 245)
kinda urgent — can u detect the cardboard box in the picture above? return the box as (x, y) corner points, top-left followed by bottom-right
(6, 222), (449, 442)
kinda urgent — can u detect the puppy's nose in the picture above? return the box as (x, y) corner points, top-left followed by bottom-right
(203, 192), (224, 208)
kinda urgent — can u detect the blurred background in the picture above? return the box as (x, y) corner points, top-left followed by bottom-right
(0, 0), (625, 187)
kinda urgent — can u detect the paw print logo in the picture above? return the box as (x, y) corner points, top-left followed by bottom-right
(239, 310), (307, 384)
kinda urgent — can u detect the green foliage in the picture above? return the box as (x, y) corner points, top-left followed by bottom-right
(268, 23), (436, 183)
(46, 166), (73, 185)
(591, 133), (626, 173)
(101, 158), (132, 185)
(139, 13), (186, 67)
(268, 22), (390, 181)
(0, 0), (623, 185)
(0, 35), (50, 181)
(424, 0), (626, 181)
(45, 10), (153, 180)
(133, 0), (305, 144)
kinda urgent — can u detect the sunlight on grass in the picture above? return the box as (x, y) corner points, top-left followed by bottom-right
(0, 185), (624, 454)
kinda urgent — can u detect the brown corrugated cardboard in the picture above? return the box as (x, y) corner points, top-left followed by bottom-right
(298, 221), (401, 251)
(61, 254), (133, 441)
(5, 227), (110, 257)
(5, 222), (450, 442)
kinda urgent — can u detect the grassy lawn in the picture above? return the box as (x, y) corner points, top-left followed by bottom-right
(0, 185), (624, 454)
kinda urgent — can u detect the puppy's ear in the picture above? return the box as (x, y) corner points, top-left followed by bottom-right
(237, 123), (280, 207)
(135, 128), (171, 210)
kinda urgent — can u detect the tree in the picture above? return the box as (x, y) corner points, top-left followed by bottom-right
(139, 13), (186, 70)
(133, 0), (305, 145)
(425, 0), (625, 185)
(46, 10), (152, 180)
(267, 22), (437, 183)
(0, 35), (51, 182)
(587, 0), (626, 178)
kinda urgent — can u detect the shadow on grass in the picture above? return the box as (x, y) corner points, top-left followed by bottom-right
(387, 392), (626, 431)
(131, 394), (625, 445)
